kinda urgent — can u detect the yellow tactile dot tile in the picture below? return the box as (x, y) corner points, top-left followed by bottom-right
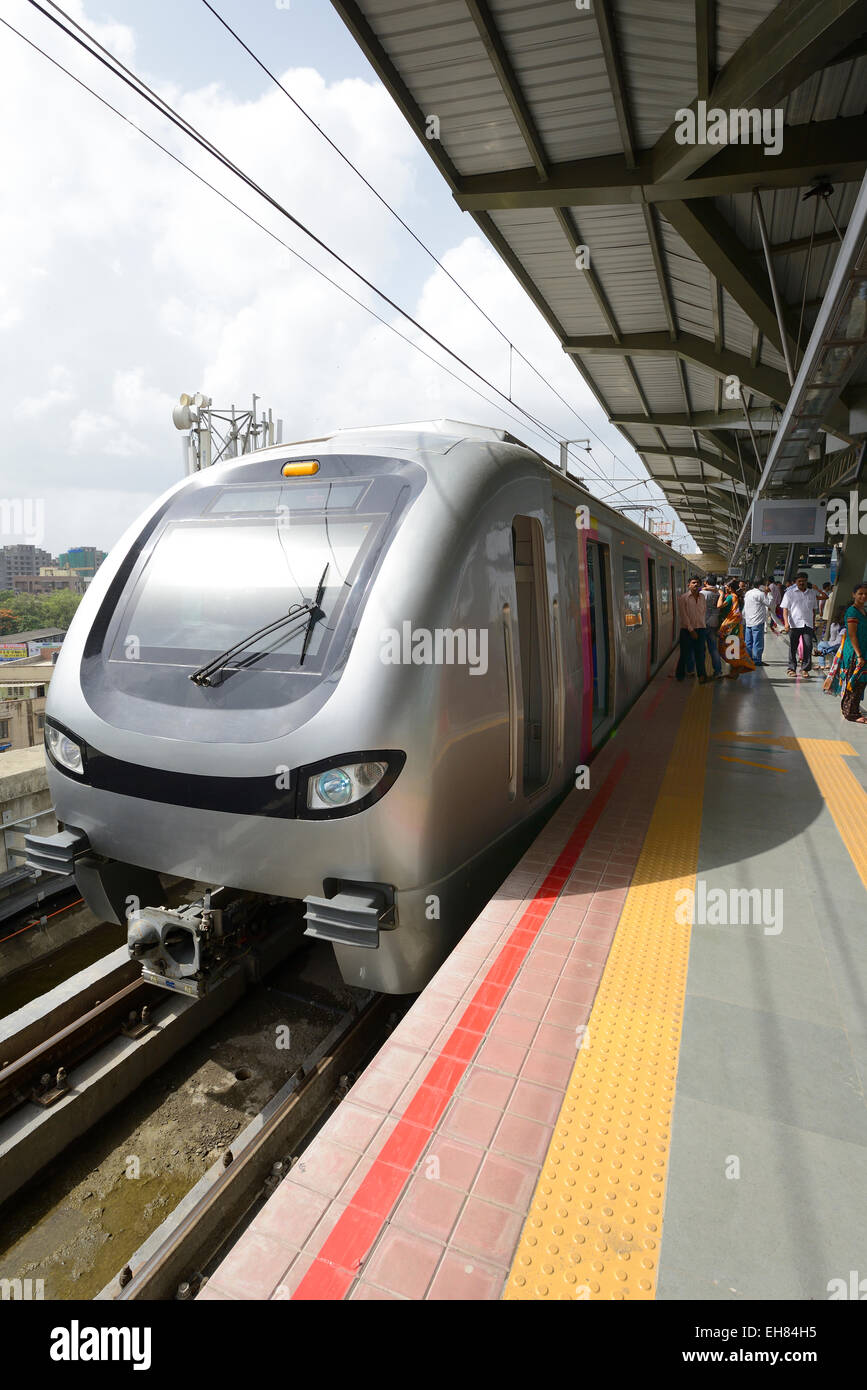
(505, 685), (713, 1300)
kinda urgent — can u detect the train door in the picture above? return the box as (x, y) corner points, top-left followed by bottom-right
(647, 557), (658, 664)
(586, 540), (611, 730)
(670, 564), (676, 644)
(512, 516), (552, 796)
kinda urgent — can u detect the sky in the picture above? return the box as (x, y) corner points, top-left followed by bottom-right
(0, 0), (693, 559)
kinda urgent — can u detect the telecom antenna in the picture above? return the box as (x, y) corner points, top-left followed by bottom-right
(172, 392), (284, 473)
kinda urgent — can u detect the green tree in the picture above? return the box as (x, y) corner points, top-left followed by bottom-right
(7, 595), (43, 630)
(39, 590), (83, 629)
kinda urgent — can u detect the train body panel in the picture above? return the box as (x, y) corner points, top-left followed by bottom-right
(38, 421), (686, 993)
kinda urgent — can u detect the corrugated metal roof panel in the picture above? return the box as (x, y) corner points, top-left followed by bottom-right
(487, 209), (611, 334)
(614, 0), (699, 149)
(682, 365), (718, 413)
(631, 355), (686, 412)
(715, 0), (779, 66)
(572, 205), (670, 333)
(656, 218), (714, 339)
(487, 0), (623, 163)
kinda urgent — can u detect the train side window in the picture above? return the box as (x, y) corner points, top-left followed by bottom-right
(658, 567), (671, 614)
(512, 515), (552, 796)
(622, 556), (644, 629)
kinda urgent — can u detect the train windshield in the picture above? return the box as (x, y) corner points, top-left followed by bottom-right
(112, 481), (385, 674)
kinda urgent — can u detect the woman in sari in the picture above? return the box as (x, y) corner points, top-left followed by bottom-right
(834, 583), (867, 723)
(716, 579), (756, 680)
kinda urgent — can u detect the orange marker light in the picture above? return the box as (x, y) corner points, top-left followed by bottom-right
(281, 461), (320, 477)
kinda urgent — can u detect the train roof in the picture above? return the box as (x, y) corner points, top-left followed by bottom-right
(253, 418), (535, 460)
(244, 420), (681, 558)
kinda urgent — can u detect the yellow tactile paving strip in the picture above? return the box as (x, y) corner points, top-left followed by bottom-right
(796, 738), (867, 891)
(716, 733), (867, 892)
(504, 684), (713, 1301)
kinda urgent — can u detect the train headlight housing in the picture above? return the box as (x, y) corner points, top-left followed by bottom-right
(308, 760), (387, 810)
(301, 753), (404, 818)
(46, 723), (85, 777)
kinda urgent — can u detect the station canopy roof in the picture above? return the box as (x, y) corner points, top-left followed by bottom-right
(332, 0), (867, 558)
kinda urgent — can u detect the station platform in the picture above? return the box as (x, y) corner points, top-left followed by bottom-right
(199, 632), (867, 1301)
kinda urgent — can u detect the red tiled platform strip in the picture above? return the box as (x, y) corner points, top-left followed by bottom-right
(200, 657), (686, 1301)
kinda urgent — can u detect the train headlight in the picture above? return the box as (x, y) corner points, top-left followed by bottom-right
(313, 768), (354, 807)
(301, 755), (402, 817)
(46, 724), (85, 777)
(308, 760), (387, 810)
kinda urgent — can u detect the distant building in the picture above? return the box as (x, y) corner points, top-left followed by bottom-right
(57, 546), (106, 582)
(13, 569), (85, 596)
(0, 545), (53, 590)
(0, 628), (67, 663)
(0, 663), (53, 751)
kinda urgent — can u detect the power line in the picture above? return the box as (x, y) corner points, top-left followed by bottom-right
(0, 13), (575, 460)
(23, 0), (614, 486)
(199, 0), (647, 488)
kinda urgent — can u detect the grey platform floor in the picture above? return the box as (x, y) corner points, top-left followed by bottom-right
(657, 629), (867, 1301)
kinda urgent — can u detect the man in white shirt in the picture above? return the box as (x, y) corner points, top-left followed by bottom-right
(781, 573), (829, 677)
(742, 581), (773, 666)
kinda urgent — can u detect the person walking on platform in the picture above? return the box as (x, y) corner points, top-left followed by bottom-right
(675, 576), (708, 684)
(767, 576), (782, 632)
(743, 580), (772, 665)
(717, 579), (755, 679)
(836, 584), (867, 723)
(781, 573), (828, 678)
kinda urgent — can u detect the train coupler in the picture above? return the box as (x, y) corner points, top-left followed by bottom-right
(127, 888), (253, 998)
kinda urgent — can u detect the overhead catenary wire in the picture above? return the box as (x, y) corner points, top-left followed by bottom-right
(198, 0), (647, 488)
(20, 0), (617, 490)
(2, 14), (595, 475)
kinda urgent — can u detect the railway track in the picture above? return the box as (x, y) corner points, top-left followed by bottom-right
(0, 926), (403, 1299)
(0, 976), (165, 1121)
(108, 991), (394, 1301)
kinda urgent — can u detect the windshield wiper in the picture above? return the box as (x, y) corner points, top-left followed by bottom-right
(299, 564), (329, 667)
(190, 590), (325, 688)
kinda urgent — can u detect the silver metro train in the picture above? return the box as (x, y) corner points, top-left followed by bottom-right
(27, 421), (686, 994)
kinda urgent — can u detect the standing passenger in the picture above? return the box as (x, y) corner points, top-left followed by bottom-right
(837, 584), (867, 723)
(676, 576), (708, 684)
(781, 573), (828, 678)
(717, 580), (755, 680)
(700, 576), (722, 679)
(767, 576), (782, 632)
(743, 580), (773, 666)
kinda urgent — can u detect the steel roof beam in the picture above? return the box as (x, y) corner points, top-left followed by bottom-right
(464, 0), (549, 178)
(611, 410), (777, 429)
(593, 0), (637, 168)
(696, 0), (717, 101)
(639, 447), (759, 487)
(454, 115), (867, 210)
(651, 0), (867, 183)
(751, 228), (844, 258)
(660, 200), (801, 360)
(564, 332), (793, 405)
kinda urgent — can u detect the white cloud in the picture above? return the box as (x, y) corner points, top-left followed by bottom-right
(0, 0), (683, 556)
